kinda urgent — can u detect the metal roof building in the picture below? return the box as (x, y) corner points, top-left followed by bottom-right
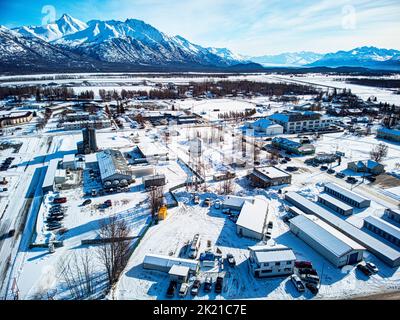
(290, 214), (365, 267)
(318, 193), (354, 216)
(285, 192), (400, 267)
(96, 149), (133, 187)
(143, 254), (199, 274)
(42, 159), (60, 194)
(236, 198), (269, 240)
(364, 216), (400, 247)
(324, 183), (371, 208)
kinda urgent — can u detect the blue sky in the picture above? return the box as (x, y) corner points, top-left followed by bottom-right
(0, 0), (399, 56)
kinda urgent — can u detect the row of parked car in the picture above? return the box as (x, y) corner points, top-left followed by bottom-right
(291, 261), (320, 295)
(0, 157), (15, 172)
(167, 275), (225, 298)
(46, 198), (68, 231)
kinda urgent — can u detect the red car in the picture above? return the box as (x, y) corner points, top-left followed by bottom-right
(53, 197), (67, 204)
(295, 260), (313, 269)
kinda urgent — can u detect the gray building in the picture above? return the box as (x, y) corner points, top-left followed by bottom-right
(290, 214), (365, 267)
(143, 174), (166, 189)
(364, 216), (400, 247)
(77, 127), (98, 155)
(318, 193), (354, 216)
(97, 149), (134, 188)
(248, 166), (292, 188)
(324, 182), (371, 208)
(285, 192), (400, 267)
(42, 159), (60, 193)
(385, 208), (400, 224)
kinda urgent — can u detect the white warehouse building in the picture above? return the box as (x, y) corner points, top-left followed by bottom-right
(245, 118), (284, 135)
(236, 197), (269, 240)
(290, 214), (365, 267)
(97, 149), (134, 188)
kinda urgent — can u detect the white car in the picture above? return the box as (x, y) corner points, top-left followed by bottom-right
(366, 262), (379, 274)
(179, 283), (189, 297)
(291, 274), (305, 293)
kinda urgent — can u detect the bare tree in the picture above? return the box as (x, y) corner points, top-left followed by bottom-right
(148, 186), (164, 218)
(57, 250), (95, 300)
(96, 216), (131, 288)
(370, 143), (389, 162)
(221, 178), (235, 195)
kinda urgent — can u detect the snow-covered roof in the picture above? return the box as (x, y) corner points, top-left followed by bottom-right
(255, 166), (290, 180)
(97, 149), (132, 180)
(168, 265), (190, 277)
(143, 254), (199, 271)
(42, 159), (59, 190)
(285, 192), (400, 266)
(318, 193), (353, 212)
(250, 118), (280, 129)
(324, 183), (369, 205)
(290, 214), (365, 258)
(364, 216), (400, 240)
(223, 195), (253, 210)
(253, 248), (296, 264)
(236, 198), (268, 235)
(63, 154), (75, 163)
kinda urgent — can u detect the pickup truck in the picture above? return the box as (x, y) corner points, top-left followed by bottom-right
(215, 276), (224, 293)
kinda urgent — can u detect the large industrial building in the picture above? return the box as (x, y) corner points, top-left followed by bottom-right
(285, 192), (400, 267)
(42, 159), (60, 194)
(324, 182), (371, 208)
(248, 245), (296, 278)
(248, 166), (292, 188)
(269, 111), (333, 134)
(77, 127), (98, 155)
(97, 149), (134, 188)
(290, 214), (365, 267)
(363, 216), (400, 247)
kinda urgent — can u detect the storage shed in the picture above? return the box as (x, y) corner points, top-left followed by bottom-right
(290, 214), (365, 267)
(363, 216), (400, 247)
(168, 265), (190, 283)
(324, 183), (371, 208)
(285, 192), (400, 267)
(143, 254), (199, 274)
(385, 208), (400, 224)
(318, 193), (353, 216)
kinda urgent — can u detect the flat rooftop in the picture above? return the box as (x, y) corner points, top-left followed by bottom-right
(256, 166), (290, 179)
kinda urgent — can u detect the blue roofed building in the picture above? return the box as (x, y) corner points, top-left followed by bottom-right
(271, 137), (315, 155)
(245, 118), (284, 135)
(377, 128), (400, 142)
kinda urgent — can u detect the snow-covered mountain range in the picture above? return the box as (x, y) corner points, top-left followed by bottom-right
(1, 13), (400, 73)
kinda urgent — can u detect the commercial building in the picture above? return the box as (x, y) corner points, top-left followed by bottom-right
(77, 127), (98, 155)
(0, 111), (33, 128)
(348, 160), (385, 175)
(143, 254), (199, 274)
(63, 119), (111, 131)
(269, 111), (333, 134)
(97, 149), (134, 188)
(245, 118), (284, 135)
(42, 159), (60, 193)
(62, 154), (76, 170)
(285, 192), (400, 267)
(248, 245), (296, 278)
(271, 137), (315, 155)
(236, 198), (269, 240)
(363, 216), (400, 247)
(143, 174), (166, 189)
(318, 193), (354, 216)
(385, 208), (400, 224)
(290, 214), (365, 267)
(248, 166), (292, 188)
(324, 183), (371, 208)
(377, 128), (400, 143)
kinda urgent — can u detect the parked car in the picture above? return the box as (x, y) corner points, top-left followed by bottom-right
(8, 229), (15, 237)
(365, 176), (376, 183)
(280, 159), (288, 164)
(285, 157), (292, 161)
(215, 276), (224, 293)
(203, 198), (212, 207)
(291, 274), (305, 293)
(327, 169), (335, 174)
(214, 200), (222, 209)
(222, 208), (231, 215)
(179, 283), (189, 297)
(297, 268), (318, 276)
(346, 177), (358, 184)
(191, 280), (201, 296)
(104, 200), (112, 207)
(320, 166), (328, 171)
(166, 281), (177, 298)
(335, 172), (346, 179)
(226, 253), (236, 267)
(301, 273), (320, 285)
(204, 276), (212, 292)
(306, 282), (319, 295)
(286, 166), (298, 172)
(193, 195), (200, 204)
(295, 261), (313, 269)
(53, 197), (67, 204)
(365, 262), (379, 274)
(82, 199), (92, 206)
(357, 263), (372, 276)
